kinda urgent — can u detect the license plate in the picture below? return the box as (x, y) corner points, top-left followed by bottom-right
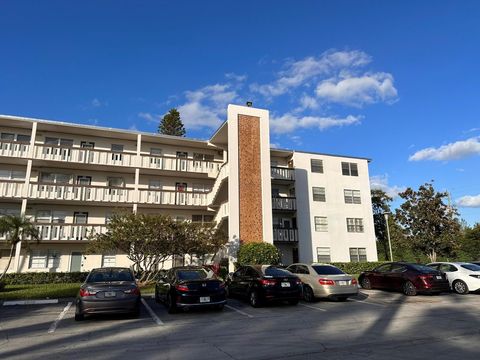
(104, 291), (116, 297)
(199, 296), (210, 303)
(436, 275), (442, 280)
(281, 282), (291, 288)
(338, 281), (347, 286)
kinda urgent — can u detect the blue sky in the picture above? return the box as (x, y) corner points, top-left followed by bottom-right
(1, 1), (479, 224)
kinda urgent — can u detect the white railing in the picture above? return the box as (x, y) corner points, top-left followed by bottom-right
(271, 166), (295, 181)
(34, 223), (107, 241)
(273, 228), (298, 242)
(214, 202), (229, 225)
(272, 197), (297, 211)
(0, 141), (30, 158)
(138, 189), (208, 206)
(29, 183), (135, 203)
(34, 144), (135, 167)
(0, 181), (25, 198)
(207, 163), (229, 204)
(140, 155), (221, 176)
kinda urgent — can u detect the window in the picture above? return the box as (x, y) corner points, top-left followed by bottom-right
(346, 218), (364, 233)
(29, 250), (47, 269)
(40, 172), (71, 184)
(192, 215), (214, 223)
(313, 265), (345, 275)
(316, 247), (331, 262)
(107, 177), (124, 188)
(80, 141), (95, 149)
(47, 250), (60, 268)
(344, 189), (361, 204)
(311, 159), (324, 173)
(296, 265), (310, 274)
(44, 137), (73, 147)
(271, 188), (280, 197)
(314, 216), (328, 232)
(59, 139), (73, 147)
(52, 211), (66, 224)
(73, 212), (88, 224)
(45, 137), (59, 145)
(0, 169), (26, 180)
(102, 254), (116, 267)
(36, 210), (52, 223)
(111, 144), (124, 152)
(312, 187), (326, 202)
(349, 248), (367, 262)
(341, 162), (358, 176)
(148, 180), (162, 189)
(0, 133), (15, 141)
(193, 153), (214, 162)
(16, 134), (31, 143)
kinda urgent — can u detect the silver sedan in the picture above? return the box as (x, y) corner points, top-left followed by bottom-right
(286, 263), (358, 301)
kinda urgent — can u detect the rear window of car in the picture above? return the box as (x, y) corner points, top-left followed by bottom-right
(408, 264), (437, 273)
(176, 270), (208, 280)
(87, 269), (134, 282)
(312, 265), (345, 275)
(461, 264), (480, 271)
(262, 266), (292, 277)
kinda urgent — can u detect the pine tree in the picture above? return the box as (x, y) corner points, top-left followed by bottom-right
(158, 108), (186, 136)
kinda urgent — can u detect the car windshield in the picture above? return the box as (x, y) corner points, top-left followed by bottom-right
(312, 265), (345, 275)
(87, 269), (134, 283)
(262, 266), (292, 277)
(461, 264), (480, 271)
(408, 264), (437, 273)
(177, 270), (208, 280)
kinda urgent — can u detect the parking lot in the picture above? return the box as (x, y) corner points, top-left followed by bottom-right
(1, 291), (480, 360)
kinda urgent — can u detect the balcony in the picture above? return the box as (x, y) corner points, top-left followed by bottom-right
(271, 166), (295, 182)
(0, 140), (30, 158)
(35, 223), (107, 241)
(140, 154), (221, 176)
(273, 228), (298, 242)
(138, 189), (208, 207)
(271, 197), (296, 211)
(0, 180), (25, 198)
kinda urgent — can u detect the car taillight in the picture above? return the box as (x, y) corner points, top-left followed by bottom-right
(79, 288), (97, 297)
(419, 275), (433, 284)
(260, 279), (277, 286)
(318, 278), (335, 286)
(124, 287), (140, 295)
(295, 279), (302, 285)
(218, 282), (225, 288)
(351, 278), (358, 285)
(175, 284), (189, 292)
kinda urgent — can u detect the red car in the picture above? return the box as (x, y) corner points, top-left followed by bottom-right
(359, 262), (450, 296)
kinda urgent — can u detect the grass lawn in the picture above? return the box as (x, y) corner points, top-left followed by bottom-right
(0, 282), (156, 300)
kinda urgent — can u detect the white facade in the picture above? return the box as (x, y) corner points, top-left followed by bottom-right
(0, 105), (377, 273)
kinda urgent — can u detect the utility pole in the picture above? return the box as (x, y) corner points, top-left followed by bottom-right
(384, 213), (393, 261)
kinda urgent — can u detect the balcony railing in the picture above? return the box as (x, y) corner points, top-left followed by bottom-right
(273, 228), (298, 242)
(138, 189), (208, 206)
(0, 140), (30, 158)
(214, 202), (229, 225)
(34, 223), (107, 241)
(271, 166), (295, 181)
(0, 180), (25, 198)
(272, 197), (297, 211)
(29, 183), (136, 203)
(140, 154), (221, 176)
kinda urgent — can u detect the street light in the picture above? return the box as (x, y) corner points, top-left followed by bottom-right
(384, 213), (393, 261)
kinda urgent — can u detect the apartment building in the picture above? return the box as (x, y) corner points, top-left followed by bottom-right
(0, 104), (377, 273)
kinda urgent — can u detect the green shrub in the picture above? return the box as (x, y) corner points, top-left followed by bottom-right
(0, 281), (5, 292)
(2, 272), (89, 285)
(329, 262), (387, 274)
(237, 242), (281, 266)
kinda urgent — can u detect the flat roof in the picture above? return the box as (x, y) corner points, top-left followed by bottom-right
(270, 147), (371, 162)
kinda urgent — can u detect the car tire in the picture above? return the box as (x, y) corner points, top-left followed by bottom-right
(288, 299), (299, 306)
(453, 280), (469, 295)
(167, 293), (178, 314)
(403, 281), (417, 296)
(74, 312), (84, 321)
(303, 285), (315, 302)
(360, 276), (372, 290)
(214, 304), (224, 311)
(336, 297), (348, 302)
(249, 290), (262, 308)
(132, 304), (141, 318)
(154, 289), (160, 303)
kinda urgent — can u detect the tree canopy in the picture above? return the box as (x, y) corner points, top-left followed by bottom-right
(371, 189), (393, 260)
(158, 108), (186, 136)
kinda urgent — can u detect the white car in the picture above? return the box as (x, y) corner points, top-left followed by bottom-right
(427, 262), (480, 294)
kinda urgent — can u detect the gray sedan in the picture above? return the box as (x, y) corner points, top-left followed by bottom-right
(75, 267), (141, 321)
(287, 263), (358, 301)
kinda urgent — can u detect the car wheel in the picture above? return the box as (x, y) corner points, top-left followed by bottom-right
(154, 289), (160, 303)
(74, 304), (84, 321)
(453, 280), (469, 295)
(403, 281), (417, 296)
(249, 290), (262, 308)
(303, 285), (315, 302)
(132, 303), (141, 318)
(167, 293), (178, 314)
(360, 276), (372, 290)
(336, 297), (348, 302)
(288, 299), (299, 306)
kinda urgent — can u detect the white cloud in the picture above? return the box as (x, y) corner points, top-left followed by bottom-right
(250, 50), (371, 97)
(456, 194), (480, 208)
(370, 174), (405, 199)
(270, 142), (280, 149)
(298, 95), (319, 111)
(225, 73), (247, 82)
(315, 72), (398, 107)
(270, 113), (361, 134)
(138, 112), (158, 123)
(409, 137), (480, 161)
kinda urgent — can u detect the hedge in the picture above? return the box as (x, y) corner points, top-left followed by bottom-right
(329, 262), (387, 274)
(237, 242), (281, 266)
(1, 272), (89, 285)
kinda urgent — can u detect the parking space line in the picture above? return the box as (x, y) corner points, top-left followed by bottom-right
(349, 298), (385, 307)
(225, 305), (254, 318)
(299, 303), (327, 312)
(141, 298), (164, 326)
(48, 301), (72, 334)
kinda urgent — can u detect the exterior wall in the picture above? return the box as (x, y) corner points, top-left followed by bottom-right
(293, 152), (377, 263)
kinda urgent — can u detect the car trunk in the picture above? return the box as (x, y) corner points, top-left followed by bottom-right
(85, 281), (137, 299)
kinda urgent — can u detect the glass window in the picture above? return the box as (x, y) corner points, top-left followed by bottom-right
(312, 187), (326, 202)
(263, 266), (291, 277)
(111, 144), (124, 152)
(150, 148), (162, 156)
(176, 269), (208, 280)
(102, 254), (116, 267)
(192, 215), (203, 223)
(52, 211), (66, 224)
(108, 177), (124, 187)
(311, 159), (324, 173)
(297, 265), (310, 274)
(59, 138), (73, 147)
(391, 264), (406, 273)
(461, 264), (480, 271)
(203, 215), (214, 222)
(314, 216), (328, 232)
(347, 218), (364, 233)
(87, 268), (134, 282)
(29, 250), (47, 269)
(80, 141), (95, 149)
(341, 162), (359, 176)
(344, 189), (361, 204)
(148, 180), (162, 189)
(45, 137), (59, 145)
(47, 250), (60, 268)
(312, 265), (345, 275)
(36, 210), (51, 223)
(316, 247), (331, 262)
(16, 134), (31, 143)
(0, 133), (15, 140)
(350, 248), (367, 262)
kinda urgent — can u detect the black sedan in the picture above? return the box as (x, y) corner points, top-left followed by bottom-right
(226, 265), (302, 307)
(359, 262), (450, 296)
(75, 267), (141, 321)
(155, 266), (226, 313)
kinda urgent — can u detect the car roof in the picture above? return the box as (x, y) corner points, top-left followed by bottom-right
(427, 262), (471, 265)
(90, 267), (132, 272)
(172, 266), (206, 271)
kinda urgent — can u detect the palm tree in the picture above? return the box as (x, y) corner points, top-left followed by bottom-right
(0, 215), (40, 281)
